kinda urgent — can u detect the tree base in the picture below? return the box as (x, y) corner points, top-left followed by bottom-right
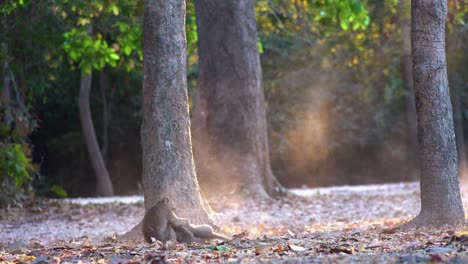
(398, 213), (467, 230)
(120, 221), (143, 241)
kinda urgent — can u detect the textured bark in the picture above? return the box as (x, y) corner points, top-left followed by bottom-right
(79, 73), (114, 196)
(140, 0), (210, 224)
(399, 0), (419, 180)
(409, 0), (465, 226)
(193, 0), (282, 198)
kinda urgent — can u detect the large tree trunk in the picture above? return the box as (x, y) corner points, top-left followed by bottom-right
(193, 0), (282, 198)
(399, 0), (419, 180)
(140, 0), (210, 224)
(79, 72), (114, 196)
(408, 0), (465, 227)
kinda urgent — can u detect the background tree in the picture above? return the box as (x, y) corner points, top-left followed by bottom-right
(79, 70), (114, 196)
(141, 0), (209, 223)
(409, 0), (465, 226)
(193, 0), (282, 198)
(60, 0), (142, 196)
(399, 0), (419, 179)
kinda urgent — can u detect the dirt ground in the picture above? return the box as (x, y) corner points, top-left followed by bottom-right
(1, 182), (468, 263)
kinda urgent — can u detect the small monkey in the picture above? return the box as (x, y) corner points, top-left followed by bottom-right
(142, 198), (190, 243)
(174, 222), (231, 243)
(142, 198), (231, 243)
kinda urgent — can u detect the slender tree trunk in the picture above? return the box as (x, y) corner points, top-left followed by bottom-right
(140, 0), (209, 223)
(1, 15), (12, 126)
(99, 70), (111, 160)
(399, 0), (419, 180)
(79, 72), (114, 196)
(193, 0), (282, 198)
(407, 0), (465, 227)
(2, 60), (13, 125)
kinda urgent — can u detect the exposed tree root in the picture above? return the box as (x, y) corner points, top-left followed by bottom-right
(398, 213), (467, 231)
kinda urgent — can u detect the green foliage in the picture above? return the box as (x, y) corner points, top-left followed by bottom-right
(63, 28), (120, 74)
(255, 0), (370, 59)
(0, 0), (27, 14)
(115, 22), (143, 58)
(314, 0), (370, 30)
(186, 0), (198, 56)
(33, 173), (68, 198)
(50, 185), (68, 197)
(0, 103), (36, 207)
(0, 143), (33, 187)
(59, 0), (142, 74)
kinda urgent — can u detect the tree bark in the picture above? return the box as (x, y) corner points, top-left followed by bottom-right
(408, 0), (465, 227)
(140, 0), (210, 224)
(193, 0), (282, 198)
(399, 0), (419, 180)
(79, 72), (114, 196)
(99, 70), (111, 160)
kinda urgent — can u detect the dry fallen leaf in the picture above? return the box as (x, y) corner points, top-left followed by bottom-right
(288, 244), (307, 252)
(366, 239), (382, 249)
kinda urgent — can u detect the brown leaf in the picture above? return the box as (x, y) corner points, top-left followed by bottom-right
(232, 230), (249, 240)
(329, 247), (354, 254)
(382, 227), (397, 234)
(255, 245), (269, 256)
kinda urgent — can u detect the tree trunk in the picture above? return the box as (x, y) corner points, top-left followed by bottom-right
(2, 18), (12, 126)
(140, 0), (210, 224)
(193, 0), (282, 198)
(399, 0), (419, 180)
(99, 70), (111, 160)
(408, 0), (465, 227)
(2, 60), (13, 126)
(79, 72), (114, 196)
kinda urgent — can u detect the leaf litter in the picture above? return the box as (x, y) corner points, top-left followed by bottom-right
(1, 182), (468, 263)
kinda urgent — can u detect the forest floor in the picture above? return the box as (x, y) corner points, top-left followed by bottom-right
(1, 182), (468, 263)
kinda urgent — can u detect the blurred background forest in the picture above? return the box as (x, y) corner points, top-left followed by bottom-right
(1, 0), (467, 202)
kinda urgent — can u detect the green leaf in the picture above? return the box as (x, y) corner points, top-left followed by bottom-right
(124, 46), (132, 56)
(109, 53), (120, 60)
(111, 5), (119, 16)
(340, 19), (349, 30)
(210, 245), (230, 251)
(257, 40), (264, 54)
(50, 185), (68, 197)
